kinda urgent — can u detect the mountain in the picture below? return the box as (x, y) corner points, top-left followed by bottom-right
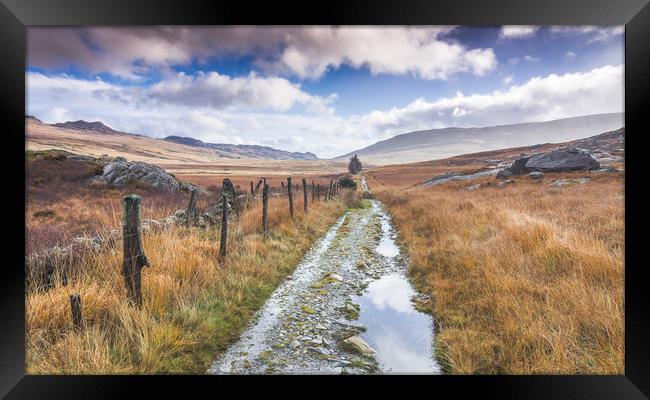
(337, 113), (624, 165)
(164, 135), (318, 161)
(25, 116), (321, 163)
(51, 120), (129, 135)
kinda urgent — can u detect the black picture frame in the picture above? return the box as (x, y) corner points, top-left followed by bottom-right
(2, 0), (648, 398)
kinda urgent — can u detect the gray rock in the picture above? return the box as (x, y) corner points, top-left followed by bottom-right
(526, 148), (599, 172)
(141, 219), (162, 233)
(342, 336), (376, 356)
(464, 184), (481, 191)
(510, 157), (532, 174)
(329, 273), (344, 282)
(496, 168), (513, 179)
(528, 171), (545, 179)
(71, 236), (103, 252)
(498, 179), (514, 187)
(98, 160), (182, 191)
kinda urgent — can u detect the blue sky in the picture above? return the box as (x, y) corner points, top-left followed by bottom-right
(26, 26), (624, 158)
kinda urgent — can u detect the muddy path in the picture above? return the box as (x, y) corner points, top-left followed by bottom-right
(209, 177), (440, 374)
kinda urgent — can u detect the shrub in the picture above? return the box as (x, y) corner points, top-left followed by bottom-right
(338, 176), (357, 190)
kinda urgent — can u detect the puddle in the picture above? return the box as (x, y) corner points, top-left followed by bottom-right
(376, 217), (399, 258)
(354, 274), (440, 374)
(208, 193), (440, 375)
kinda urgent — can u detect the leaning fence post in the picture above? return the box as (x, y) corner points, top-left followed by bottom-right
(69, 293), (84, 332)
(311, 181), (315, 203)
(186, 188), (198, 219)
(328, 181), (334, 201)
(302, 178), (308, 213)
(287, 177), (294, 218)
(262, 183), (269, 238)
(250, 181), (254, 197)
(122, 194), (149, 307)
(219, 192), (228, 262)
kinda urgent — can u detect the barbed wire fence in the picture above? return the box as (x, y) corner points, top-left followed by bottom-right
(26, 175), (346, 331)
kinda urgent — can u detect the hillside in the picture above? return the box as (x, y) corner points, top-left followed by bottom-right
(338, 113), (624, 165)
(51, 120), (132, 135)
(366, 126), (624, 188)
(25, 117), (347, 178)
(26, 117), (319, 162)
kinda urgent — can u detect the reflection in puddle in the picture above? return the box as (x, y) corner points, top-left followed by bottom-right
(376, 218), (400, 258)
(355, 273), (440, 374)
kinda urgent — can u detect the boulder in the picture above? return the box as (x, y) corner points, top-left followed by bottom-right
(510, 157), (531, 174)
(529, 171), (545, 179)
(98, 160), (182, 191)
(498, 179), (514, 187)
(497, 156), (531, 178)
(496, 168), (513, 179)
(525, 148), (599, 172)
(464, 184), (481, 191)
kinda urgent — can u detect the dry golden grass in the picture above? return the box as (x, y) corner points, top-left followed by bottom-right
(26, 189), (354, 374)
(368, 171), (624, 374)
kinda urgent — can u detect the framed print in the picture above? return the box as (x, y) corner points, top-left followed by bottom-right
(1, 0), (649, 398)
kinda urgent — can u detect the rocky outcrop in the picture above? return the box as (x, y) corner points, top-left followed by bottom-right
(526, 148), (599, 172)
(497, 148), (600, 178)
(422, 169), (499, 186)
(96, 160), (186, 192)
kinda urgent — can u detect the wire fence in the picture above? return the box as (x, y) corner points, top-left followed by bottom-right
(26, 176), (344, 320)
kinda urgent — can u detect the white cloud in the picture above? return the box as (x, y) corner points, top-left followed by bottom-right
(499, 26), (539, 39)
(343, 64), (624, 140)
(566, 51), (577, 59)
(550, 26), (624, 43)
(263, 27), (497, 80)
(28, 26), (497, 81)
(147, 71), (334, 113)
(502, 75), (514, 85)
(523, 55), (541, 62)
(27, 65), (624, 158)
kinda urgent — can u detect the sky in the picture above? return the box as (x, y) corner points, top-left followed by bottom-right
(26, 26), (624, 158)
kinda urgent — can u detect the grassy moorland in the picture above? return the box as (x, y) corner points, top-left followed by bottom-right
(26, 151), (355, 374)
(367, 164), (624, 374)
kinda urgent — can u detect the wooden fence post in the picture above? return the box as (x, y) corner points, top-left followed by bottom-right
(250, 181), (254, 197)
(186, 188), (198, 219)
(302, 178), (308, 213)
(328, 181), (334, 201)
(311, 181), (315, 203)
(219, 192), (228, 262)
(254, 179), (263, 195)
(69, 293), (84, 331)
(122, 194), (149, 307)
(317, 183), (320, 201)
(262, 183), (269, 238)
(287, 177), (294, 218)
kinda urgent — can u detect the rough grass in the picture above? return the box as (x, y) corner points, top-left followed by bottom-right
(26, 181), (355, 374)
(369, 172), (624, 374)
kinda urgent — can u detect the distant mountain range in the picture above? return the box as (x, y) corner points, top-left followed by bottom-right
(26, 116), (318, 161)
(163, 135), (318, 161)
(337, 113), (624, 165)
